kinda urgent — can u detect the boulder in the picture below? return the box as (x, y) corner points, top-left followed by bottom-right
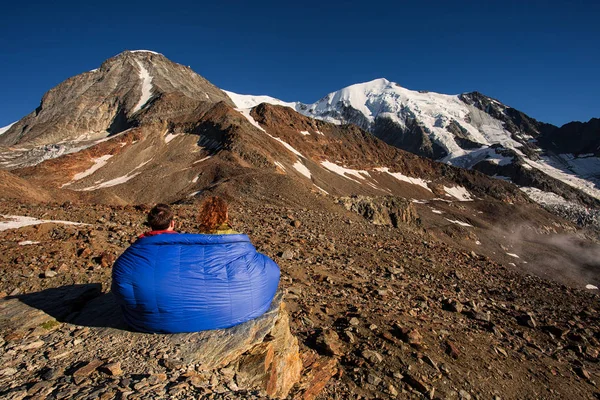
(1, 286), (303, 399)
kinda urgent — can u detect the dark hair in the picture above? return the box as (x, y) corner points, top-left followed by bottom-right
(147, 203), (173, 231)
(198, 197), (228, 233)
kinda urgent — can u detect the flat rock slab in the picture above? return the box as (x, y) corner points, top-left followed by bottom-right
(0, 284), (304, 399)
(1, 284), (283, 373)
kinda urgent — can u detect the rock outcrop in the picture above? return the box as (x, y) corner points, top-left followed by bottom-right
(337, 195), (419, 227)
(0, 288), (303, 399)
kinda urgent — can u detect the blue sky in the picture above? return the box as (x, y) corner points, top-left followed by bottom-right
(1, 0), (598, 127)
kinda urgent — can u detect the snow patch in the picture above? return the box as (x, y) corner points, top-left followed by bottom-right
(0, 215), (86, 232)
(506, 253), (520, 258)
(236, 108), (266, 133)
(18, 240), (40, 246)
(374, 167), (432, 192)
(192, 175), (199, 183)
(314, 185), (329, 195)
(444, 186), (473, 201)
(431, 209), (443, 214)
(274, 161), (286, 171)
(66, 155), (113, 184)
(321, 161), (370, 183)
(293, 161), (311, 179)
(520, 187), (572, 207)
(164, 133), (180, 144)
(193, 156), (212, 164)
(130, 50), (162, 55)
(300, 130), (311, 136)
(225, 91), (300, 110)
(523, 155), (600, 200)
(445, 218), (473, 227)
(586, 284), (598, 290)
(132, 60), (154, 113)
(79, 159), (151, 191)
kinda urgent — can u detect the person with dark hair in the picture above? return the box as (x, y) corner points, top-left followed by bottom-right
(198, 196), (236, 234)
(139, 203), (177, 238)
(112, 198), (280, 333)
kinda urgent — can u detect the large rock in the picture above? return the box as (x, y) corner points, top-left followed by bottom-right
(338, 195), (419, 227)
(1, 285), (302, 399)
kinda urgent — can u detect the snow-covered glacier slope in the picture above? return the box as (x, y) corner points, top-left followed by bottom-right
(225, 79), (600, 206)
(226, 78), (523, 160)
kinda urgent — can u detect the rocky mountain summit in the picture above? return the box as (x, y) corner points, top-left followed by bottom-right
(0, 50), (599, 399)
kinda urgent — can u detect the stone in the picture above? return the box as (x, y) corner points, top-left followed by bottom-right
(41, 367), (63, 381)
(0, 367), (18, 376)
(235, 302), (302, 399)
(349, 317), (360, 326)
(281, 249), (294, 260)
(72, 359), (103, 377)
(292, 357), (338, 400)
(98, 252), (116, 268)
(338, 195), (419, 227)
(403, 373), (429, 395)
(442, 298), (464, 313)
(575, 367), (591, 380)
(446, 341), (460, 359)
(43, 270), (57, 278)
(395, 325), (423, 347)
(517, 313), (537, 328)
(315, 328), (344, 356)
(101, 362), (122, 376)
(367, 373), (382, 386)
(361, 349), (383, 364)
(17, 340), (44, 350)
(467, 310), (490, 322)
(388, 384), (398, 396)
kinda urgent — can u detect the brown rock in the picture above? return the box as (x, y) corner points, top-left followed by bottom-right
(442, 298), (463, 313)
(72, 359), (103, 377)
(315, 328), (344, 356)
(403, 372), (430, 395)
(445, 341), (460, 359)
(102, 362), (122, 376)
(292, 357), (338, 400)
(396, 325), (423, 347)
(236, 302), (302, 399)
(78, 247), (92, 258)
(575, 367), (591, 380)
(98, 252), (116, 268)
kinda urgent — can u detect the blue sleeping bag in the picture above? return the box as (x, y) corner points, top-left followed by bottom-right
(111, 233), (280, 333)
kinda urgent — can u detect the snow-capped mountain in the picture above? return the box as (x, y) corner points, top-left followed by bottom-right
(226, 79), (600, 211)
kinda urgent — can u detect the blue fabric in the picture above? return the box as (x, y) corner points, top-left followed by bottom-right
(111, 233), (280, 333)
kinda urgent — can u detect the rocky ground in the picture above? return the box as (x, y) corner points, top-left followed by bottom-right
(1, 198), (599, 399)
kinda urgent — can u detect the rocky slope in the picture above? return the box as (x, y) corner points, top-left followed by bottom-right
(0, 199), (599, 399)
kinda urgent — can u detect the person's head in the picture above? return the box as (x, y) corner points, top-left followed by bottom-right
(147, 203), (174, 231)
(198, 196), (228, 233)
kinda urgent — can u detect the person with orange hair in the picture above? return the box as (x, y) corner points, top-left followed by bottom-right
(197, 196), (237, 234)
